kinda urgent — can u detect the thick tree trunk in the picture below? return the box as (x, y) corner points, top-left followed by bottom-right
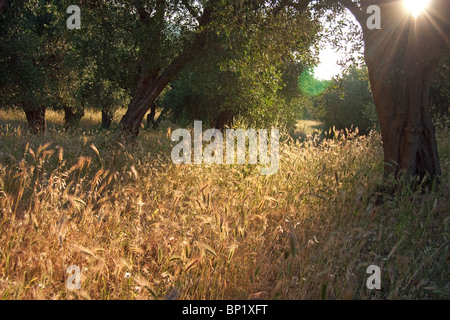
(24, 107), (46, 134)
(118, 75), (167, 137)
(367, 60), (442, 179)
(118, 50), (196, 138)
(117, 2), (215, 139)
(344, 0), (450, 180)
(63, 105), (84, 130)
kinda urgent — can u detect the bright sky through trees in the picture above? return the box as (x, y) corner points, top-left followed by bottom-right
(315, 0), (434, 80)
(314, 9), (362, 80)
(314, 45), (343, 80)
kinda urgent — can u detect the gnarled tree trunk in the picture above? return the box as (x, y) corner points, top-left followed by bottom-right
(118, 41), (209, 138)
(118, 71), (170, 137)
(24, 107), (46, 134)
(117, 2), (215, 139)
(342, 0), (450, 180)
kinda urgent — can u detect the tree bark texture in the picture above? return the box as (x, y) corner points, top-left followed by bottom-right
(24, 107), (46, 134)
(118, 68), (172, 137)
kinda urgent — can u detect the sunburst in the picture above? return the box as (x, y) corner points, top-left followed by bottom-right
(404, 0), (432, 17)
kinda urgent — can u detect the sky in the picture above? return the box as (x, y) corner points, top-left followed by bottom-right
(314, 45), (345, 80)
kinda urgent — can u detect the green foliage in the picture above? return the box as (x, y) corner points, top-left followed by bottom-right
(160, 54), (311, 131)
(1, 0), (322, 131)
(216, 5), (319, 130)
(299, 68), (329, 96)
(0, 0), (135, 125)
(310, 66), (377, 135)
(158, 3), (319, 131)
(59, 1), (135, 120)
(0, 0), (66, 111)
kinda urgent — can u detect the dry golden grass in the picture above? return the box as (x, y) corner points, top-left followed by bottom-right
(0, 110), (449, 300)
(294, 119), (323, 136)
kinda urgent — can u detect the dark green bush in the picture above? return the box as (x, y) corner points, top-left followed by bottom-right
(310, 66), (377, 135)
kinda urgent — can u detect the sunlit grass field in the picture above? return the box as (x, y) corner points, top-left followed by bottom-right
(0, 109), (449, 299)
(294, 120), (323, 138)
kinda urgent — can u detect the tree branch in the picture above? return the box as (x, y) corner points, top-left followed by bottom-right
(197, 0), (220, 27)
(338, 0), (366, 28)
(114, 22), (133, 33)
(135, 2), (150, 25)
(286, 0), (313, 12)
(181, 0), (199, 21)
(273, 0), (312, 15)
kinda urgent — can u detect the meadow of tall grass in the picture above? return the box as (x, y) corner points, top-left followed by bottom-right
(0, 109), (449, 299)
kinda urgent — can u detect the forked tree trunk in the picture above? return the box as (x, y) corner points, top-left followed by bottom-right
(117, 3), (215, 139)
(344, 0), (450, 180)
(24, 107), (46, 134)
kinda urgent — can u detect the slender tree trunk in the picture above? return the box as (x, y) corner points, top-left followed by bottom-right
(155, 106), (170, 125)
(342, 0), (450, 180)
(24, 107), (46, 134)
(102, 108), (114, 129)
(146, 103), (157, 129)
